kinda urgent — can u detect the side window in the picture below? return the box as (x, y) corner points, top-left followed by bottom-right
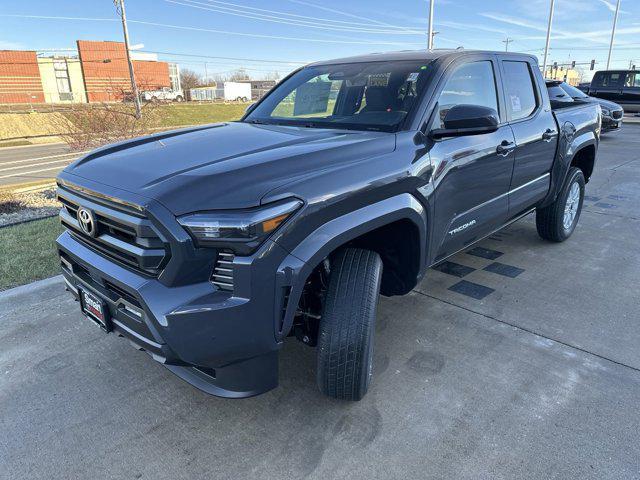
(433, 61), (499, 129)
(601, 73), (622, 87)
(592, 72), (605, 87)
(502, 61), (538, 121)
(626, 73), (640, 88)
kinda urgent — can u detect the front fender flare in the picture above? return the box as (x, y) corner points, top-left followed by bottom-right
(273, 193), (427, 341)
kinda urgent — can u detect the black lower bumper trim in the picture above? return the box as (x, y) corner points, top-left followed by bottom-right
(164, 351), (279, 398)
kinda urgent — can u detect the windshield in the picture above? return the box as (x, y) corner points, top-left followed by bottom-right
(560, 82), (588, 98)
(244, 61), (433, 132)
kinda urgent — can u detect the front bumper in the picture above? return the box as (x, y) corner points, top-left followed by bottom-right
(601, 114), (623, 132)
(57, 229), (289, 398)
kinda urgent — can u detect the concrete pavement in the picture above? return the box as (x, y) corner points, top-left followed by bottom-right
(0, 143), (85, 187)
(1, 128), (639, 479)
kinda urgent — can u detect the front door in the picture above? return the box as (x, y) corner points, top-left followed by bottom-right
(427, 59), (515, 262)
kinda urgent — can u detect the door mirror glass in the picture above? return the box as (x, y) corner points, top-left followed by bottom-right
(430, 104), (499, 139)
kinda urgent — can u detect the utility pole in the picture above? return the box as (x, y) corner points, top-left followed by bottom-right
(542, 0), (555, 75)
(114, 0), (141, 118)
(502, 37), (513, 52)
(606, 0), (621, 70)
(427, 0), (435, 50)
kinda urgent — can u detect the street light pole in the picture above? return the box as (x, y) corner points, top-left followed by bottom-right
(542, 0), (555, 75)
(427, 0), (435, 50)
(606, 0), (621, 70)
(114, 0), (141, 118)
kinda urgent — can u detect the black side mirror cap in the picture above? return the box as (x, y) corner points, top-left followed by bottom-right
(429, 104), (499, 139)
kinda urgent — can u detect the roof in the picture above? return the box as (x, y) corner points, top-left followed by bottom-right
(308, 49), (536, 67)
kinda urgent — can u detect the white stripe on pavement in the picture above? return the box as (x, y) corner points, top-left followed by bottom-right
(0, 150), (88, 166)
(0, 165), (71, 180)
(0, 158), (78, 173)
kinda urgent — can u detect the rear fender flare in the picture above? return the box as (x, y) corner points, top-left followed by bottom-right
(541, 128), (597, 207)
(273, 193), (427, 341)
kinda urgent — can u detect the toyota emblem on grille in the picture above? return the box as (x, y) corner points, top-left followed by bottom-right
(77, 207), (97, 237)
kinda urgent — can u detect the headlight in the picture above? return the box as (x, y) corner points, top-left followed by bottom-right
(601, 107), (611, 116)
(178, 198), (302, 252)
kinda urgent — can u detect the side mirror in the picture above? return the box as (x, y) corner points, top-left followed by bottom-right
(245, 102), (257, 115)
(430, 104), (499, 139)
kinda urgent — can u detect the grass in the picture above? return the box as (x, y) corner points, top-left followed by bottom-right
(0, 216), (64, 291)
(150, 103), (248, 128)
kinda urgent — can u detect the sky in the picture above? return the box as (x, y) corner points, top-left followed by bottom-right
(0, 0), (639, 81)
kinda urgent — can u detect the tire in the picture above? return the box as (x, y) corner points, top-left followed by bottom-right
(241, 96), (248, 102)
(175, 95), (184, 102)
(317, 248), (383, 401)
(536, 167), (585, 242)
(150, 96), (158, 103)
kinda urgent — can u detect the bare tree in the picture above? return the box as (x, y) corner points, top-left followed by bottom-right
(180, 68), (204, 91)
(263, 71), (281, 82)
(228, 68), (250, 82)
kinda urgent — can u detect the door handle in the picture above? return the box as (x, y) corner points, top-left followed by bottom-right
(496, 140), (516, 156)
(542, 128), (557, 141)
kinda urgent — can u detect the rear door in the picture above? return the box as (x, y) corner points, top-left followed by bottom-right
(499, 57), (557, 217)
(427, 56), (515, 262)
(590, 71), (625, 102)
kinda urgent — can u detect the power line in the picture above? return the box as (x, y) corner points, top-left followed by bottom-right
(502, 37), (514, 52)
(165, 0), (423, 34)
(284, 0), (416, 32)
(0, 14), (425, 47)
(200, 0), (415, 30)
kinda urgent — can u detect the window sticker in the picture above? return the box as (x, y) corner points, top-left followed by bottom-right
(407, 72), (420, 82)
(293, 81), (332, 116)
(510, 94), (522, 113)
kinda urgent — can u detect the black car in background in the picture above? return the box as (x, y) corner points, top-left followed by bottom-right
(546, 80), (624, 132)
(588, 70), (640, 113)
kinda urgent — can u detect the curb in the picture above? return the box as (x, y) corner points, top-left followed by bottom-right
(0, 213), (58, 229)
(0, 274), (63, 300)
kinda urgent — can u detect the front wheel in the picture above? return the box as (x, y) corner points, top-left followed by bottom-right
(317, 248), (383, 401)
(536, 167), (585, 242)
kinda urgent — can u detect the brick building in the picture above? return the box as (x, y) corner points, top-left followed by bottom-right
(77, 40), (171, 102)
(0, 40), (174, 104)
(0, 50), (45, 104)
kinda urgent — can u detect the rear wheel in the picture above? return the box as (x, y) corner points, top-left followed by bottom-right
(536, 167), (585, 242)
(317, 248), (383, 401)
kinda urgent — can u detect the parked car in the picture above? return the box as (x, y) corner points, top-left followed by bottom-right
(141, 87), (184, 102)
(546, 80), (623, 132)
(56, 50), (600, 401)
(587, 70), (640, 113)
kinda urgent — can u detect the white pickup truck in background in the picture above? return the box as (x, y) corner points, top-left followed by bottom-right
(141, 87), (185, 102)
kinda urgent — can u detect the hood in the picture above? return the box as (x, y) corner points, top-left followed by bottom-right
(63, 122), (395, 215)
(581, 96), (623, 111)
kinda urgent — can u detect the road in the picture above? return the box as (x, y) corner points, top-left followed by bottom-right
(0, 143), (86, 187)
(1, 128), (639, 479)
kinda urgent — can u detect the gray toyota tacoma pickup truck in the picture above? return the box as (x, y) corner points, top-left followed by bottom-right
(56, 50), (600, 400)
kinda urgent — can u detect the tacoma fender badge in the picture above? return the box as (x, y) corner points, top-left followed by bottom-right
(449, 219), (476, 236)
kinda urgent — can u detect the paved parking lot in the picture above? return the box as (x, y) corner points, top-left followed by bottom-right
(1, 127), (639, 479)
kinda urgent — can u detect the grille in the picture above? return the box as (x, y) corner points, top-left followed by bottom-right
(58, 186), (169, 276)
(211, 251), (235, 291)
(611, 110), (623, 120)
